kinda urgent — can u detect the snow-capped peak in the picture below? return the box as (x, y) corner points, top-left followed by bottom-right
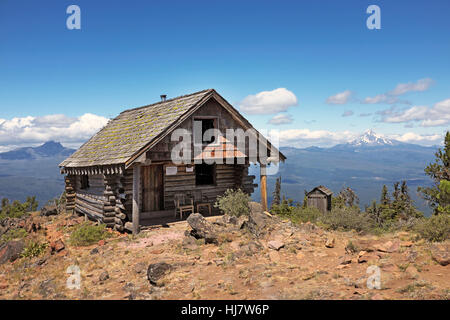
(350, 129), (394, 146)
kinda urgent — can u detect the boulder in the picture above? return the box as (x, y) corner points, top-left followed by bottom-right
(0, 240), (25, 265)
(40, 205), (58, 217)
(99, 271), (110, 282)
(430, 245), (449, 266)
(182, 235), (198, 250)
(134, 262), (147, 274)
(268, 240), (285, 251)
(50, 239), (65, 253)
(221, 214), (247, 230)
(351, 240), (377, 252)
(147, 262), (172, 286)
(375, 240), (400, 253)
(357, 251), (380, 264)
(245, 202), (272, 237)
(187, 213), (218, 244)
(405, 265), (420, 279)
(325, 238), (335, 248)
(338, 255), (352, 265)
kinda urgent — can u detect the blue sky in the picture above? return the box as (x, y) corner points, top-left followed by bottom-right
(0, 0), (449, 150)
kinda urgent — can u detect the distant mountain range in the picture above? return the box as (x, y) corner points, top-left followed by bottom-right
(251, 130), (438, 215)
(0, 142), (75, 208)
(0, 141), (75, 160)
(0, 132), (439, 215)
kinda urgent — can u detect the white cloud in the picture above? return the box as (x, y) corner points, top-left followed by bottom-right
(363, 78), (434, 105)
(388, 78), (434, 96)
(267, 128), (444, 148)
(270, 129), (358, 148)
(238, 88), (298, 114)
(0, 113), (109, 151)
(390, 132), (443, 145)
(326, 90), (352, 105)
(363, 94), (400, 104)
(381, 98), (450, 127)
(268, 113), (293, 125)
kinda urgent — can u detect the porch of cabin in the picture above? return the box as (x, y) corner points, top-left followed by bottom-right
(139, 208), (223, 229)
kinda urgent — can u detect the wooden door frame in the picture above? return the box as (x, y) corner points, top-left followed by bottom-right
(141, 164), (164, 212)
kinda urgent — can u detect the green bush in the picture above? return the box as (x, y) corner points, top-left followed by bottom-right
(413, 214), (450, 242)
(274, 204), (322, 224)
(21, 241), (48, 258)
(319, 206), (376, 233)
(69, 222), (110, 246)
(214, 189), (250, 217)
(0, 196), (38, 220)
(0, 228), (28, 245)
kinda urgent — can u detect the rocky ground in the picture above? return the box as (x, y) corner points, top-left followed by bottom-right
(0, 203), (449, 300)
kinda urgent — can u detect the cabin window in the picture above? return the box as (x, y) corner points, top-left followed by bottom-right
(194, 118), (217, 144)
(80, 175), (89, 190)
(195, 164), (215, 185)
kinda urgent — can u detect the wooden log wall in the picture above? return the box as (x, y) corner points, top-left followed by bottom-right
(104, 174), (128, 232)
(72, 173), (130, 231)
(65, 175), (76, 213)
(163, 163), (256, 209)
(75, 191), (107, 222)
(121, 168), (135, 221)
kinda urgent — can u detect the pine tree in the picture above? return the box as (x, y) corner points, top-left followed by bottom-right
(418, 131), (450, 214)
(339, 187), (359, 208)
(302, 189), (308, 208)
(400, 181), (411, 209)
(271, 176), (281, 209)
(380, 185), (390, 206)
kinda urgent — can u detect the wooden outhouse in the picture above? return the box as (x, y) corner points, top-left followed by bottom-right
(60, 89), (285, 233)
(306, 186), (333, 214)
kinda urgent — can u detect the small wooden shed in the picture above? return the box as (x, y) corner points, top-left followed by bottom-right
(59, 89), (285, 233)
(306, 186), (333, 214)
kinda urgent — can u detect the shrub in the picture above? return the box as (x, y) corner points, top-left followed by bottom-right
(0, 196), (38, 220)
(69, 222), (110, 246)
(0, 228), (28, 245)
(214, 189), (250, 217)
(319, 206), (376, 233)
(21, 241), (48, 258)
(275, 205), (322, 224)
(413, 214), (450, 242)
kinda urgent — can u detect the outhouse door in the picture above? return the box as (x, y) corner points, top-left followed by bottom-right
(142, 165), (164, 211)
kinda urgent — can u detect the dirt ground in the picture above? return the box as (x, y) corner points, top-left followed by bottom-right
(0, 211), (449, 300)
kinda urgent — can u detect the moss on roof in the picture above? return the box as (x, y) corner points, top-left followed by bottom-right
(60, 89), (213, 168)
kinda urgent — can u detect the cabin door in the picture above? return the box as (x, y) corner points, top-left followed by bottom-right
(142, 165), (164, 212)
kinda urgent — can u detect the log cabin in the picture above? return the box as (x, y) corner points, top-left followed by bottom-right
(60, 89), (285, 233)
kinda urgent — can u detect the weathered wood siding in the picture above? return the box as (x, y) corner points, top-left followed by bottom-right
(163, 163), (255, 210)
(147, 97), (256, 162)
(307, 190), (331, 214)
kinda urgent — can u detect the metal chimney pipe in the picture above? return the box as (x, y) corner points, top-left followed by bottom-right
(160, 94), (167, 102)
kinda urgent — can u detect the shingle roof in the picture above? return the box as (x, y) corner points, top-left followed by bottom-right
(307, 185), (333, 196)
(60, 89), (214, 168)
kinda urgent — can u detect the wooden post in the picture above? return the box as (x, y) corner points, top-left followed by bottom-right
(132, 165), (141, 235)
(260, 164), (268, 212)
